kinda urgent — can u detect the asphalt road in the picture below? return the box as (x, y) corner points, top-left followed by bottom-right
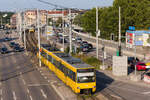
(0, 30), (61, 100)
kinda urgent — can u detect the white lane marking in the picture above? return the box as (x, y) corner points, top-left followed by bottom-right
(44, 77), (47, 79)
(12, 91), (17, 100)
(40, 89), (47, 99)
(0, 89), (2, 95)
(0, 82), (2, 86)
(19, 72), (22, 75)
(22, 79), (26, 85)
(111, 94), (122, 99)
(27, 89), (30, 94)
(1, 97), (3, 100)
(142, 91), (150, 95)
(29, 95), (33, 100)
(28, 84), (49, 87)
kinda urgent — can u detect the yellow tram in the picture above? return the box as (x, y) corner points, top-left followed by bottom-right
(38, 44), (96, 94)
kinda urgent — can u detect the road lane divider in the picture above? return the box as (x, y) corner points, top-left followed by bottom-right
(44, 77), (47, 79)
(50, 81), (65, 100)
(27, 89), (30, 94)
(0, 89), (2, 95)
(40, 89), (47, 99)
(29, 95), (33, 100)
(12, 91), (17, 100)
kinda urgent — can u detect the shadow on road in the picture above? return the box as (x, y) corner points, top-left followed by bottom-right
(96, 70), (114, 93)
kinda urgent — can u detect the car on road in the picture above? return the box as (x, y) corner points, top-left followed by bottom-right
(13, 43), (20, 48)
(0, 47), (8, 54)
(9, 42), (16, 47)
(14, 46), (24, 52)
(128, 57), (139, 66)
(135, 62), (147, 71)
(81, 43), (93, 50)
(80, 41), (88, 45)
(4, 37), (11, 41)
(80, 45), (90, 52)
(75, 37), (82, 43)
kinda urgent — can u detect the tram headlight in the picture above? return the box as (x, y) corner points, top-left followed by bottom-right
(77, 87), (80, 89)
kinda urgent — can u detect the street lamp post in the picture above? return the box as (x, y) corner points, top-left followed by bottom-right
(118, 6), (122, 56)
(62, 9), (65, 52)
(96, 7), (99, 59)
(134, 45), (137, 75)
(69, 9), (72, 54)
(23, 12), (26, 50)
(37, 9), (41, 67)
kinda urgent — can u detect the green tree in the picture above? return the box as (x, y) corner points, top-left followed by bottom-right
(74, 0), (150, 40)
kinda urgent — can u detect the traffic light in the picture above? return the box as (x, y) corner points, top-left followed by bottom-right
(102, 46), (104, 51)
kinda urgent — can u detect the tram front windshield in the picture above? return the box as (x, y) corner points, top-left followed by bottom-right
(77, 69), (95, 83)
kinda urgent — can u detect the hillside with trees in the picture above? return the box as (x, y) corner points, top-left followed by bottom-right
(73, 0), (150, 40)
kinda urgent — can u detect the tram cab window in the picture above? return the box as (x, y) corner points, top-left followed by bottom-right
(77, 69), (95, 83)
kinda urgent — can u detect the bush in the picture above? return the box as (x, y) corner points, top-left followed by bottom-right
(65, 46), (70, 53)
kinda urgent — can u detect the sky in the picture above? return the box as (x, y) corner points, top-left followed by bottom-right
(0, 0), (114, 11)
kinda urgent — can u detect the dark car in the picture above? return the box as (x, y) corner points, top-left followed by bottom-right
(1, 47), (8, 54)
(82, 43), (93, 49)
(75, 37), (82, 43)
(80, 42), (93, 50)
(80, 41), (88, 45)
(80, 45), (90, 52)
(9, 42), (16, 47)
(14, 46), (23, 52)
(6, 31), (10, 34)
(13, 43), (20, 48)
(4, 37), (11, 41)
(128, 57), (139, 65)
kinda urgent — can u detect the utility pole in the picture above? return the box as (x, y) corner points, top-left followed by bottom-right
(37, 9), (41, 67)
(46, 11), (48, 40)
(96, 7), (99, 59)
(134, 45), (137, 75)
(19, 12), (22, 42)
(118, 6), (122, 56)
(119, 6), (121, 46)
(62, 9), (65, 52)
(69, 9), (72, 54)
(23, 12), (26, 49)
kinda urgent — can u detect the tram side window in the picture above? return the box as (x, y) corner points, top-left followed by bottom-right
(68, 69), (76, 81)
(41, 51), (47, 58)
(63, 66), (68, 76)
(53, 59), (60, 69)
(48, 55), (52, 62)
(59, 63), (64, 72)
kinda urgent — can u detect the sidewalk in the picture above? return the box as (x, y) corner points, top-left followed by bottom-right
(98, 69), (150, 88)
